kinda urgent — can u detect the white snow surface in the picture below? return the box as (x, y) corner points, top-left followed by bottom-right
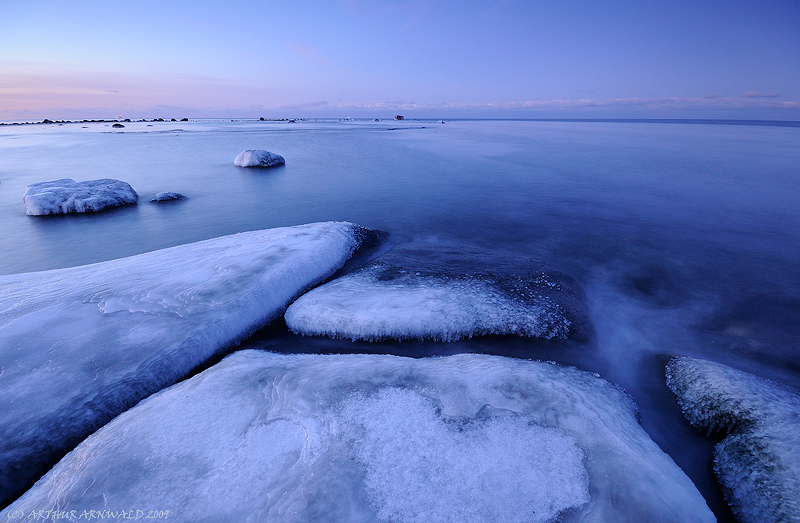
(666, 356), (800, 523)
(285, 246), (581, 342)
(22, 178), (138, 215)
(234, 149), (285, 167)
(0, 222), (372, 505)
(3, 351), (714, 523)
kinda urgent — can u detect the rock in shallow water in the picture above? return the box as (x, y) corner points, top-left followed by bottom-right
(234, 149), (285, 167)
(0, 222), (380, 507)
(666, 356), (800, 523)
(2, 351), (714, 523)
(150, 191), (185, 202)
(286, 242), (590, 342)
(22, 178), (138, 216)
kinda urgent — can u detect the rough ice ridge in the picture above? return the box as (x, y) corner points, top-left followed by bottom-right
(22, 178), (138, 215)
(3, 351), (714, 523)
(0, 222), (375, 507)
(234, 149), (285, 167)
(666, 356), (800, 523)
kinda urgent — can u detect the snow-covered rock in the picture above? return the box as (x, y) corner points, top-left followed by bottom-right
(3, 351), (714, 523)
(0, 222), (379, 507)
(666, 356), (800, 523)
(150, 191), (185, 202)
(234, 149), (285, 167)
(285, 243), (588, 342)
(22, 178), (138, 215)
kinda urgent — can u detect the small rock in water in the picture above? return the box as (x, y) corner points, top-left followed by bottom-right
(150, 192), (185, 203)
(234, 149), (286, 168)
(112, 123), (125, 128)
(22, 178), (138, 216)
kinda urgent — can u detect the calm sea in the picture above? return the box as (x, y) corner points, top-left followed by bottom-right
(2, 118), (799, 520)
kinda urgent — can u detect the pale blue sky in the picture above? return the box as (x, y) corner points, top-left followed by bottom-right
(1, 0), (798, 119)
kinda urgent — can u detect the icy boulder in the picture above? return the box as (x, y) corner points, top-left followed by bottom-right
(150, 191), (185, 202)
(234, 149), (285, 167)
(666, 357), (800, 523)
(0, 222), (380, 507)
(286, 242), (589, 342)
(2, 351), (714, 523)
(22, 178), (138, 215)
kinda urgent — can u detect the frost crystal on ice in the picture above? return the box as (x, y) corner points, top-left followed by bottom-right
(22, 178), (138, 215)
(2, 351), (714, 523)
(666, 356), (800, 523)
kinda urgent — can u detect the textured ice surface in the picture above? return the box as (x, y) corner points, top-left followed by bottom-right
(666, 356), (800, 523)
(22, 178), (138, 215)
(0, 222), (376, 507)
(234, 149), (285, 167)
(150, 191), (185, 202)
(286, 243), (588, 342)
(3, 351), (714, 523)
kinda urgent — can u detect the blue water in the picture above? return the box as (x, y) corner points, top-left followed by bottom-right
(2, 118), (799, 520)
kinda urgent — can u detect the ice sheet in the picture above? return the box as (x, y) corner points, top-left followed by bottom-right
(666, 356), (800, 523)
(3, 351), (714, 523)
(22, 178), (138, 215)
(285, 243), (588, 342)
(234, 149), (285, 167)
(0, 222), (376, 507)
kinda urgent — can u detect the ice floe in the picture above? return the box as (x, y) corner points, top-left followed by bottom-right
(3, 351), (714, 523)
(150, 191), (185, 202)
(22, 178), (138, 216)
(0, 222), (378, 507)
(285, 243), (588, 342)
(234, 149), (285, 167)
(666, 356), (800, 523)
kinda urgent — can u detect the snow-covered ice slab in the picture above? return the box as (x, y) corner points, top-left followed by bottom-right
(0, 222), (378, 507)
(666, 357), (800, 523)
(22, 178), (138, 215)
(286, 243), (589, 342)
(3, 351), (714, 523)
(234, 149), (285, 167)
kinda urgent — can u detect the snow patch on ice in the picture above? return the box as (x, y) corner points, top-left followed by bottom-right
(22, 178), (138, 215)
(666, 356), (800, 523)
(0, 222), (377, 507)
(2, 351), (714, 523)
(285, 244), (586, 342)
(234, 149), (285, 167)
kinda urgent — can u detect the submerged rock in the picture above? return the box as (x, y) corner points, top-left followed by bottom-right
(150, 192), (185, 202)
(2, 351), (714, 523)
(234, 149), (285, 168)
(0, 222), (381, 507)
(666, 357), (800, 523)
(22, 178), (138, 215)
(286, 242), (589, 342)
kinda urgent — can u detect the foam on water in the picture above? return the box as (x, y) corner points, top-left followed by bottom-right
(2, 351), (714, 523)
(0, 222), (376, 507)
(22, 178), (138, 215)
(666, 356), (800, 523)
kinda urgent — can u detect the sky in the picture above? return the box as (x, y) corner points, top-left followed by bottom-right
(1, 0), (799, 120)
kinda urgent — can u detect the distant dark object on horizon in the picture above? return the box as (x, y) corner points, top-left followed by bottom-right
(394, 115), (404, 120)
(112, 123), (125, 128)
(181, 118), (188, 122)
